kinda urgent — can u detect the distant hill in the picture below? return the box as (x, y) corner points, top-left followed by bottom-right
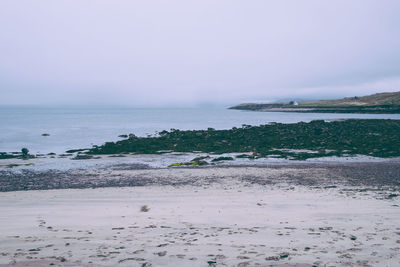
(229, 91), (400, 113)
(299, 91), (400, 107)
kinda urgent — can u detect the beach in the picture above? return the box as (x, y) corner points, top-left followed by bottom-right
(1, 108), (400, 266)
(1, 159), (400, 266)
(3, 1), (400, 265)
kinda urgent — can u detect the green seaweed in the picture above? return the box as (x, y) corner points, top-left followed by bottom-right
(82, 119), (400, 160)
(168, 158), (209, 167)
(6, 164), (20, 168)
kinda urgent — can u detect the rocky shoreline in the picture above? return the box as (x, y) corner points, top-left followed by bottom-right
(85, 119), (400, 160)
(1, 161), (400, 193)
(229, 104), (400, 114)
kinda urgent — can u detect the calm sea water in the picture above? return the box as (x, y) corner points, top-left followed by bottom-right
(1, 106), (400, 154)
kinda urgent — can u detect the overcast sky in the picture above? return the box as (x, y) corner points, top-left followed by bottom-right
(1, 0), (400, 106)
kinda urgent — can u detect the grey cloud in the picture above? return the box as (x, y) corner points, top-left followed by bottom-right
(1, 0), (400, 106)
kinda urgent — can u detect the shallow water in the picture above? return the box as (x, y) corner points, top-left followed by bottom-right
(1, 106), (400, 153)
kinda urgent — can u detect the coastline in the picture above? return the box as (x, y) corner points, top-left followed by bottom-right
(229, 106), (400, 114)
(1, 117), (400, 266)
(1, 154), (400, 192)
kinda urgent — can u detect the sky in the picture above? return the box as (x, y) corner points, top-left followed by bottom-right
(1, 0), (400, 106)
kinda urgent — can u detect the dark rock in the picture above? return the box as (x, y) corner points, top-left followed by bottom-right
(155, 251), (167, 256)
(279, 253), (289, 259)
(140, 205), (150, 212)
(71, 154), (94, 160)
(212, 157), (234, 162)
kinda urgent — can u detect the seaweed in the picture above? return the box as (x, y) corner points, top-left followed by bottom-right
(0, 152), (19, 160)
(83, 119), (400, 160)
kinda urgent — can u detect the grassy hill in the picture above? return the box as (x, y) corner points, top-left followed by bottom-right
(299, 91), (400, 107)
(229, 91), (400, 113)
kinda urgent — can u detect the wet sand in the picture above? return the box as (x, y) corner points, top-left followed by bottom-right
(1, 160), (400, 192)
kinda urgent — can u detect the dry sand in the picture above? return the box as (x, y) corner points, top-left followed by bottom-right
(0, 175), (399, 266)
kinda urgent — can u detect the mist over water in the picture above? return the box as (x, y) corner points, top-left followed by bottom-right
(1, 106), (400, 154)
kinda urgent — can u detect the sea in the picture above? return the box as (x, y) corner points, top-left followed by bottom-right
(1, 106), (400, 154)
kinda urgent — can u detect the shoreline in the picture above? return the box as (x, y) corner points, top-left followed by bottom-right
(229, 106), (400, 114)
(1, 158), (400, 192)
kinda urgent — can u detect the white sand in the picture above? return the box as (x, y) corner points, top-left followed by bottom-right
(0, 182), (399, 266)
